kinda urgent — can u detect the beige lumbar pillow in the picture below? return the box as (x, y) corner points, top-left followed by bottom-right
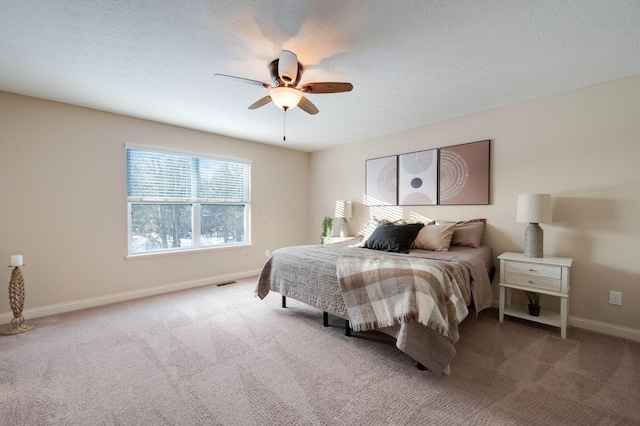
(411, 223), (456, 252)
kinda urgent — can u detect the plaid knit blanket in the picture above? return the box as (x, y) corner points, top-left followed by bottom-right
(336, 255), (469, 343)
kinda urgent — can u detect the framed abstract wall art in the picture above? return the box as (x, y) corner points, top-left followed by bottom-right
(398, 149), (438, 206)
(439, 140), (490, 205)
(365, 155), (397, 206)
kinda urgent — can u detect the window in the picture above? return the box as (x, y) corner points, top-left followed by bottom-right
(126, 146), (251, 255)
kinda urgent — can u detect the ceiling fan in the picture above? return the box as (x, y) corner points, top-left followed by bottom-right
(215, 50), (353, 115)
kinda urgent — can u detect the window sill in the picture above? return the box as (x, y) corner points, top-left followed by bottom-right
(125, 242), (253, 261)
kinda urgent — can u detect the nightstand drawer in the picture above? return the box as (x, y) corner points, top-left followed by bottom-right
(505, 272), (562, 292)
(504, 261), (562, 279)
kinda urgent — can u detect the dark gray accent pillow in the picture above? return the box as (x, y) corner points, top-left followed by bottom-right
(362, 222), (424, 254)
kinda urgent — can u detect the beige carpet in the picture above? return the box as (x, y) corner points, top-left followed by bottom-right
(1, 276), (639, 425)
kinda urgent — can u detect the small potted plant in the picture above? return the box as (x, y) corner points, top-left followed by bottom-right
(527, 291), (541, 316)
(321, 216), (333, 244)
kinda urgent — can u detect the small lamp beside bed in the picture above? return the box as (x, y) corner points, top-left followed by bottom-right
(335, 200), (352, 238)
(516, 194), (552, 258)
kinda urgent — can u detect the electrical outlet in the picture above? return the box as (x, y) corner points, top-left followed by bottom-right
(265, 250), (270, 258)
(609, 291), (622, 306)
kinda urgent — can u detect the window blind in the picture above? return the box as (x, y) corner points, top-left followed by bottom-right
(127, 148), (251, 202)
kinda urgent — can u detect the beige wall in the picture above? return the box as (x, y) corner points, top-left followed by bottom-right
(0, 91), (310, 320)
(310, 74), (640, 335)
(3, 73), (639, 337)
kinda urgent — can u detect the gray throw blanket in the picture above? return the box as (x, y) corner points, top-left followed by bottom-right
(337, 255), (469, 343)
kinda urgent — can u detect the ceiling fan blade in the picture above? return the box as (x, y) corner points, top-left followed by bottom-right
(300, 82), (353, 94)
(214, 74), (272, 88)
(298, 96), (319, 115)
(248, 96), (272, 109)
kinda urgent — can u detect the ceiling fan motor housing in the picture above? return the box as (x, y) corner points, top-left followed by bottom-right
(269, 50), (303, 87)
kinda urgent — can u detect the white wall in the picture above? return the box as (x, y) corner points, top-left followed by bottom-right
(0, 91), (310, 319)
(310, 74), (640, 336)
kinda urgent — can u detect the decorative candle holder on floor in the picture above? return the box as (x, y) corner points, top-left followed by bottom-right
(2, 265), (33, 335)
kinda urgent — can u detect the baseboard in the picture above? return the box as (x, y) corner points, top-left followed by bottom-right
(8, 282), (639, 343)
(0, 269), (262, 324)
(490, 298), (640, 342)
(568, 315), (640, 342)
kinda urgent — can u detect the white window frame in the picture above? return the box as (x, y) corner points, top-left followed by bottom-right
(126, 144), (251, 257)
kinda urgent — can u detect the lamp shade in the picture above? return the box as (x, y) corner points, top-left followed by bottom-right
(335, 200), (352, 219)
(269, 86), (302, 110)
(516, 194), (552, 224)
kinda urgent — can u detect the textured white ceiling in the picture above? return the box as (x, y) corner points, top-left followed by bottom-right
(2, 1), (640, 152)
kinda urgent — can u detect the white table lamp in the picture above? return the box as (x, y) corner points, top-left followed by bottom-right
(335, 201), (352, 238)
(516, 194), (552, 258)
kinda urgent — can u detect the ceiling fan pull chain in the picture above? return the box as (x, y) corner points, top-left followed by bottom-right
(283, 109), (287, 141)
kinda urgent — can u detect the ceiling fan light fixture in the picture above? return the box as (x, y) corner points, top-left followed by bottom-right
(270, 86), (302, 110)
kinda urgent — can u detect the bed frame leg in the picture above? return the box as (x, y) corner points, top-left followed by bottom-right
(282, 295), (286, 308)
(322, 312), (351, 336)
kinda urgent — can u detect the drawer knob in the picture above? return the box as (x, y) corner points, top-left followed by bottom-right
(529, 269), (535, 272)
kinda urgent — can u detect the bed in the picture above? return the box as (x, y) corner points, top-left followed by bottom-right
(255, 220), (494, 375)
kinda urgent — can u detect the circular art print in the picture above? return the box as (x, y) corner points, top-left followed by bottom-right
(439, 150), (469, 201)
(365, 156), (397, 205)
(398, 149), (437, 205)
(438, 140), (490, 205)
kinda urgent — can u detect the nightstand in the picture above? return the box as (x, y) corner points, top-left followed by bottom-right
(322, 236), (355, 244)
(498, 252), (573, 338)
